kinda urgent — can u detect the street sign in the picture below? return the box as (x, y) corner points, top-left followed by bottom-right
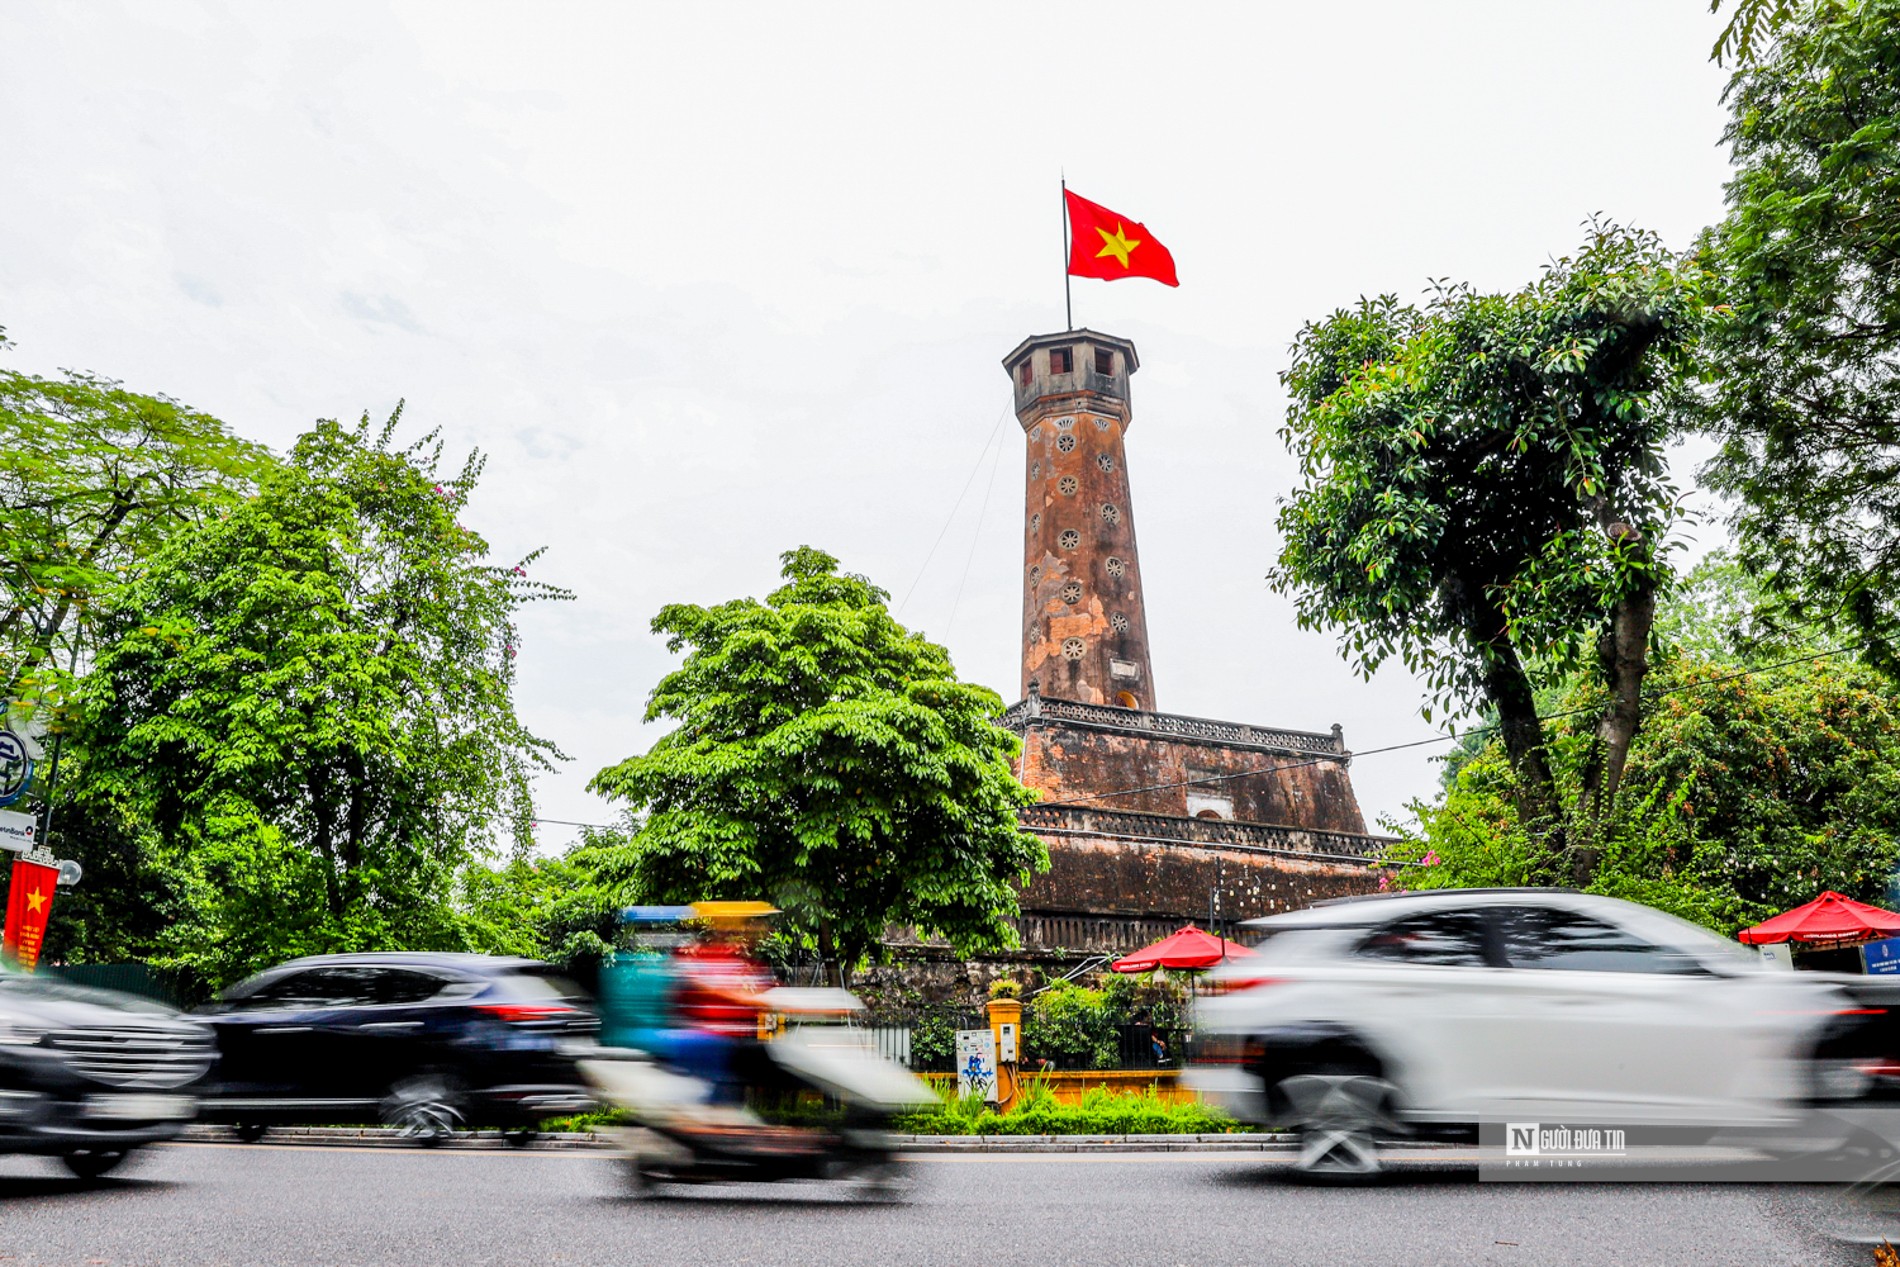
(0, 809), (36, 853)
(0, 729), (32, 808)
(1864, 937), (1900, 974)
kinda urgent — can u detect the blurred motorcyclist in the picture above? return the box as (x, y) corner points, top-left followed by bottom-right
(670, 902), (780, 1101)
(598, 901), (781, 1104)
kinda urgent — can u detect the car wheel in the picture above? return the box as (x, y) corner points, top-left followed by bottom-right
(232, 1122), (269, 1144)
(381, 1075), (465, 1147)
(1278, 1071), (1396, 1182)
(60, 1149), (130, 1181)
(503, 1127), (538, 1149)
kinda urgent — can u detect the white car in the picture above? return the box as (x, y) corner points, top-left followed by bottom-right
(1187, 889), (1893, 1177)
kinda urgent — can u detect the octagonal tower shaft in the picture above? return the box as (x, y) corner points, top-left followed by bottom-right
(1004, 330), (1156, 710)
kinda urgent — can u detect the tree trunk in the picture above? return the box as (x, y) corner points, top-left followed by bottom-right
(818, 918), (845, 989)
(1572, 507), (1659, 887)
(308, 769), (344, 919)
(1480, 636), (1559, 829)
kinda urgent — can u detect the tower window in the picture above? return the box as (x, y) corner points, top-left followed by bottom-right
(1097, 453), (1114, 472)
(1031, 462), (1041, 478)
(1116, 690), (1139, 709)
(1095, 348), (1114, 375)
(1058, 476), (1078, 496)
(1105, 556), (1126, 578)
(1061, 581), (1081, 604)
(1111, 612), (1129, 633)
(1030, 564), (1042, 582)
(1062, 637), (1085, 660)
(1049, 348), (1072, 374)
(1056, 434), (1076, 453)
(1094, 416), (1110, 431)
(1054, 416), (1074, 430)
(1018, 360), (1033, 386)
(1030, 512), (1041, 532)
(1059, 529), (1080, 549)
(1100, 503), (1121, 526)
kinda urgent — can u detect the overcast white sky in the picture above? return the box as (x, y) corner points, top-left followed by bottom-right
(1, 2), (1738, 843)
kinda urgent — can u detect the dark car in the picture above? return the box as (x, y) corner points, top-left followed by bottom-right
(195, 952), (596, 1145)
(0, 969), (216, 1179)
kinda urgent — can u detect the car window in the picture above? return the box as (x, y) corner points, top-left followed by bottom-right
(373, 970), (450, 1005)
(1355, 910), (1492, 966)
(229, 966), (382, 1009)
(1499, 907), (1702, 974)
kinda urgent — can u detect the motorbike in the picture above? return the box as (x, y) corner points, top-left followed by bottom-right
(580, 986), (937, 1199)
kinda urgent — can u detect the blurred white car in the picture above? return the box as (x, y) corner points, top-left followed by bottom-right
(1187, 889), (1887, 1177)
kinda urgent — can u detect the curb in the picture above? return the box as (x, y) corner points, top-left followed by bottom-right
(182, 1125), (1415, 1154)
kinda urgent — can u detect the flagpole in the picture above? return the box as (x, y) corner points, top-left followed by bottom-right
(1061, 177), (1072, 331)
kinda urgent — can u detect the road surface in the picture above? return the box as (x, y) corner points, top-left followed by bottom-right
(0, 1141), (1875, 1266)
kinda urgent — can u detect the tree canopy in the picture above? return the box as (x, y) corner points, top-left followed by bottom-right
(0, 345), (273, 707)
(1272, 224), (1707, 882)
(1393, 558), (1900, 934)
(589, 547), (1046, 979)
(77, 410), (566, 984)
(1697, 0), (1900, 677)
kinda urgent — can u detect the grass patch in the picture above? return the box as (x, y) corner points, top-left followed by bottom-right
(892, 1080), (1251, 1136)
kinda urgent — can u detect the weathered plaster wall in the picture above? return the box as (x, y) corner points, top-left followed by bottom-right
(1021, 832), (1377, 928)
(1016, 721), (1369, 834)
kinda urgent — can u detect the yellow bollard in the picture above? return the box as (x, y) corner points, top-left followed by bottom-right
(986, 997), (1023, 1112)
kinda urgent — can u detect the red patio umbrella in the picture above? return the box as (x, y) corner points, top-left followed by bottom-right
(1111, 925), (1254, 973)
(1737, 891), (1900, 945)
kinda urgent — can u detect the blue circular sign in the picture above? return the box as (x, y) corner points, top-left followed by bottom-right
(0, 730), (33, 809)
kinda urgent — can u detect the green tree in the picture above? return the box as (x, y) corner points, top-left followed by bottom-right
(1696, 0), (1900, 677)
(1394, 551), (1900, 931)
(0, 339), (274, 702)
(589, 547), (1046, 982)
(78, 410), (566, 986)
(1396, 653), (1900, 936)
(1272, 225), (1706, 884)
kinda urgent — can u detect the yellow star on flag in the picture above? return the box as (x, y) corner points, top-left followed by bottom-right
(1095, 223), (1141, 269)
(24, 888), (44, 914)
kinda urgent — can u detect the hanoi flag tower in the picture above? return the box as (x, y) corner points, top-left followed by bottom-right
(993, 328), (1386, 956)
(1008, 330), (1156, 711)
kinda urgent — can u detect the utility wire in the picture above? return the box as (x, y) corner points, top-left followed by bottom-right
(1031, 639), (1877, 810)
(943, 415), (1007, 639)
(896, 407), (1010, 618)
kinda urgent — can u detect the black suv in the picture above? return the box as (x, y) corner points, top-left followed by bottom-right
(0, 970), (215, 1178)
(195, 952), (596, 1144)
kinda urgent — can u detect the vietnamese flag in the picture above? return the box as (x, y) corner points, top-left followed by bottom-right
(1065, 189), (1178, 287)
(2, 857), (58, 971)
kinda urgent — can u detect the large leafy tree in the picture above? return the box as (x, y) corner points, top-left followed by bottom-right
(1696, 0), (1900, 678)
(0, 336), (273, 702)
(589, 547), (1046, 982)
(1272, 225), (1706, 883)
(1394, 559), (1900, 934)
(79, 411), (566, 985)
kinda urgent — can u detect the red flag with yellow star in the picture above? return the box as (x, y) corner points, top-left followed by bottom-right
(1065, 188), (1178, 287)
(3, 857), (58, 971)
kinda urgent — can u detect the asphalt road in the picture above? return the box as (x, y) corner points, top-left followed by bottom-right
(0, 1142), (1879, 1267)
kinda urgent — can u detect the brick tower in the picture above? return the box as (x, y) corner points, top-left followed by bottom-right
(1005, 330), (1156, 711)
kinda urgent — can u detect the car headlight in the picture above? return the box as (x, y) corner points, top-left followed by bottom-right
(0, 1019), (48, 1047)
